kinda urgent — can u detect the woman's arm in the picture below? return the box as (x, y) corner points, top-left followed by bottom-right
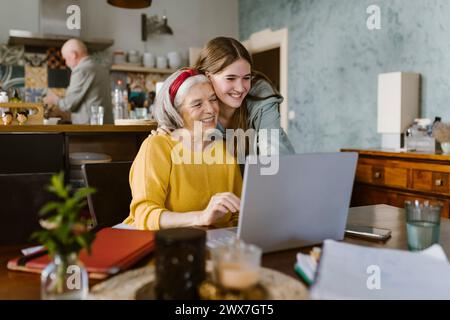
(253, 101), (296, 155)
(247, 80), (296, 155)
(127, 135), (173, 230)
(159, 192), (240, 229)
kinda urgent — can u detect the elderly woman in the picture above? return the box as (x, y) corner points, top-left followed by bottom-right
(123, 69), (242, 230)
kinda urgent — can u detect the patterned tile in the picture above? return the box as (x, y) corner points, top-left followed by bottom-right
(24, 88), (45, 103)
(0, 45), (25, 66)
(145, 73), (166, 92)
(48, 68), (70, 88)
(24, 53), (47, 67)
(46, 47), (67, 69)
(25, 66), (48, 88)
(127, 73), (145, 92)
(0, 65), (25, 89)
(50, 88), (67, 99)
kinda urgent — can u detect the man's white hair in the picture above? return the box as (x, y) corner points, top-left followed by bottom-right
(154, 70), (210, 129)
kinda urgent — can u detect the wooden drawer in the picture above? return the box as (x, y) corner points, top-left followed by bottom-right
(351, 184), (450, 218)
(412, 170), (449, 194)
(355, 163), (407, 189)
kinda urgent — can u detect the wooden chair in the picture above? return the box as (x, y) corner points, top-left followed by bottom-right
(0, 173), (55, 245)
(82, 161), (133, 228)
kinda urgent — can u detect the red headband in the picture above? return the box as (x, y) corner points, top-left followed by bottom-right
(169, 69), (199, 105)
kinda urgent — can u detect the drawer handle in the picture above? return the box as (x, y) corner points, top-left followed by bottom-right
(435, 179), (444, 186)
(374, 172), (382, 179)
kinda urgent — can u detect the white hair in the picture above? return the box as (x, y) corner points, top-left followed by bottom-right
(153, 70), (210, 129)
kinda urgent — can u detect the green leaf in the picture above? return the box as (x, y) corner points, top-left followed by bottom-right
(38, 202), (61, 216)
(48, 172), (69, 199)
(31, 171), (97, 256)
(73, 187), (96, 201)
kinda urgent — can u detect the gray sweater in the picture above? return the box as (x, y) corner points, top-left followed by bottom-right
(58, 56), (113, 124)
(218, 79), (295, 155)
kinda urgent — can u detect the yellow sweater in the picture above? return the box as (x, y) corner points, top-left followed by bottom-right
(123, 134), (243, 230)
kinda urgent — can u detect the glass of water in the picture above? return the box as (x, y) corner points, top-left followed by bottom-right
(405, 200), (442, 251)
(90, 106), (104, 125)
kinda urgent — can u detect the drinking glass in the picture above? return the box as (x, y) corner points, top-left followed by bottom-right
(211, 239), (262, 291)
(90, 106), (104, 125)
(405, 200), (442, 251)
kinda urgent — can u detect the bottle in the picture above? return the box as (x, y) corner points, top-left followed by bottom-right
(9, 88), (22, 103)
(112, 80), (127, 121)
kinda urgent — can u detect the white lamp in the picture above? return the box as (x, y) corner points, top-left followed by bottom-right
(377, 72), (420, 150)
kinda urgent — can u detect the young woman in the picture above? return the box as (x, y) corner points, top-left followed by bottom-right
(123, 69), (242, 230)
(194, 37), (295, 155)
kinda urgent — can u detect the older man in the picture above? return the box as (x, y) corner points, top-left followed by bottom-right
(43, 39), (113, 124)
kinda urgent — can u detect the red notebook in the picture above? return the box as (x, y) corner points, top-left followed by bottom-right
(7, 228), (155, 279)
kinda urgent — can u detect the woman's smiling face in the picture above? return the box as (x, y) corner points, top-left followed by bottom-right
(207, 58), (252, 109)
(179, 82), (219, 132)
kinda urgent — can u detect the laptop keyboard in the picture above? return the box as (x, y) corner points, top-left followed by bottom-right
(206, 227), (238, 249)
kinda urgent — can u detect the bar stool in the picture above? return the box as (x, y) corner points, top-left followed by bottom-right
(69, 152), (112, 187)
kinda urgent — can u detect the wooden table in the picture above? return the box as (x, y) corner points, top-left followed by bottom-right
(2, 204), (450, 300)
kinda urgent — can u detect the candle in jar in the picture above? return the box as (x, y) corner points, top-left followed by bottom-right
(218, 261), (260, 290)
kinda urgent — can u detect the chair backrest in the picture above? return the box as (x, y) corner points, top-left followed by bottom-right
(0, 173), (55, 245)
(82, 161), (132, 228)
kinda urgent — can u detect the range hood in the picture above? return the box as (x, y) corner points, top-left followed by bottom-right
(8, 30), (114, 52)
(8, 0), (114, 52)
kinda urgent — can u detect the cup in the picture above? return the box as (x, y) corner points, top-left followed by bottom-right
(143, 52), (155, 68)
(128, 50), (141, 64)
(135, 107), (148, 120)
(156, 56), (168, 69)
(405, 200), (442, 251)
(167, 51), (182, 69)
(211, 239), (262, 291)
(90, 106), (104, 125)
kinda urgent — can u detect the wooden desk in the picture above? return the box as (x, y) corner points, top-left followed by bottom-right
(2, 205), (450, 300)
(342, 149), (450, 217)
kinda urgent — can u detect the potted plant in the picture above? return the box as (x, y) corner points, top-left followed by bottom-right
(32, 172), (96, 300)
(433, 122), (450, 154)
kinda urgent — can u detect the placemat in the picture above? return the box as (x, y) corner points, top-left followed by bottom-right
(88, 262), (309, 300)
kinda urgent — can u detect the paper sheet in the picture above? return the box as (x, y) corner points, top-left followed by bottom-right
(310, 240), (450, 300)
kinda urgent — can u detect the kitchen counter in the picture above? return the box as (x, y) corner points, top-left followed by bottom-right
(0, 124), (157, 133)
(0, 124), (158, 176)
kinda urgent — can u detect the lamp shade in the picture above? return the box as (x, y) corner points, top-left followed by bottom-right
(377, 72), (420, 134)
(107, 0), (151, 9)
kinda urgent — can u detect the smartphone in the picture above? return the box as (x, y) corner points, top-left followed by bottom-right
(345, 225), (391, 241)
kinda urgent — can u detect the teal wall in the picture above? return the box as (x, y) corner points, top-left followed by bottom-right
(239, 0), (450, 153)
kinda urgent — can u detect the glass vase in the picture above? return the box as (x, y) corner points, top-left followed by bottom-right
(41, 253), (89, 300)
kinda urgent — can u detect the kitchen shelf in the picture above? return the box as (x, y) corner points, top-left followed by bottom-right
(110, 64), (176, 74)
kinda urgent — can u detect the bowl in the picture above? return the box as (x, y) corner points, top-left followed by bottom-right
(43, 117), (60, 125)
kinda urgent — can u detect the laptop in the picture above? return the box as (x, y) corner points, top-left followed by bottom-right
(82, 161), (133, 228)
(207, 152), (358, 253)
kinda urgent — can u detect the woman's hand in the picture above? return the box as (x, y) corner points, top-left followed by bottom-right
(150, 125), (172, 136)
(200, 192), (241, 226)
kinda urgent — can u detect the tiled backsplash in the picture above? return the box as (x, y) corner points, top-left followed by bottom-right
(0, 44), (69, 102)
(1, 44), (170, 107)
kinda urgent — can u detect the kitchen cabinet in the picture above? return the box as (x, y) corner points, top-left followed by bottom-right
(0, 124), (157, 178)
(342, 149), (450, 218)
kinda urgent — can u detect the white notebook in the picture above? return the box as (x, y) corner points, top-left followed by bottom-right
(310, 240), (450, 300)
